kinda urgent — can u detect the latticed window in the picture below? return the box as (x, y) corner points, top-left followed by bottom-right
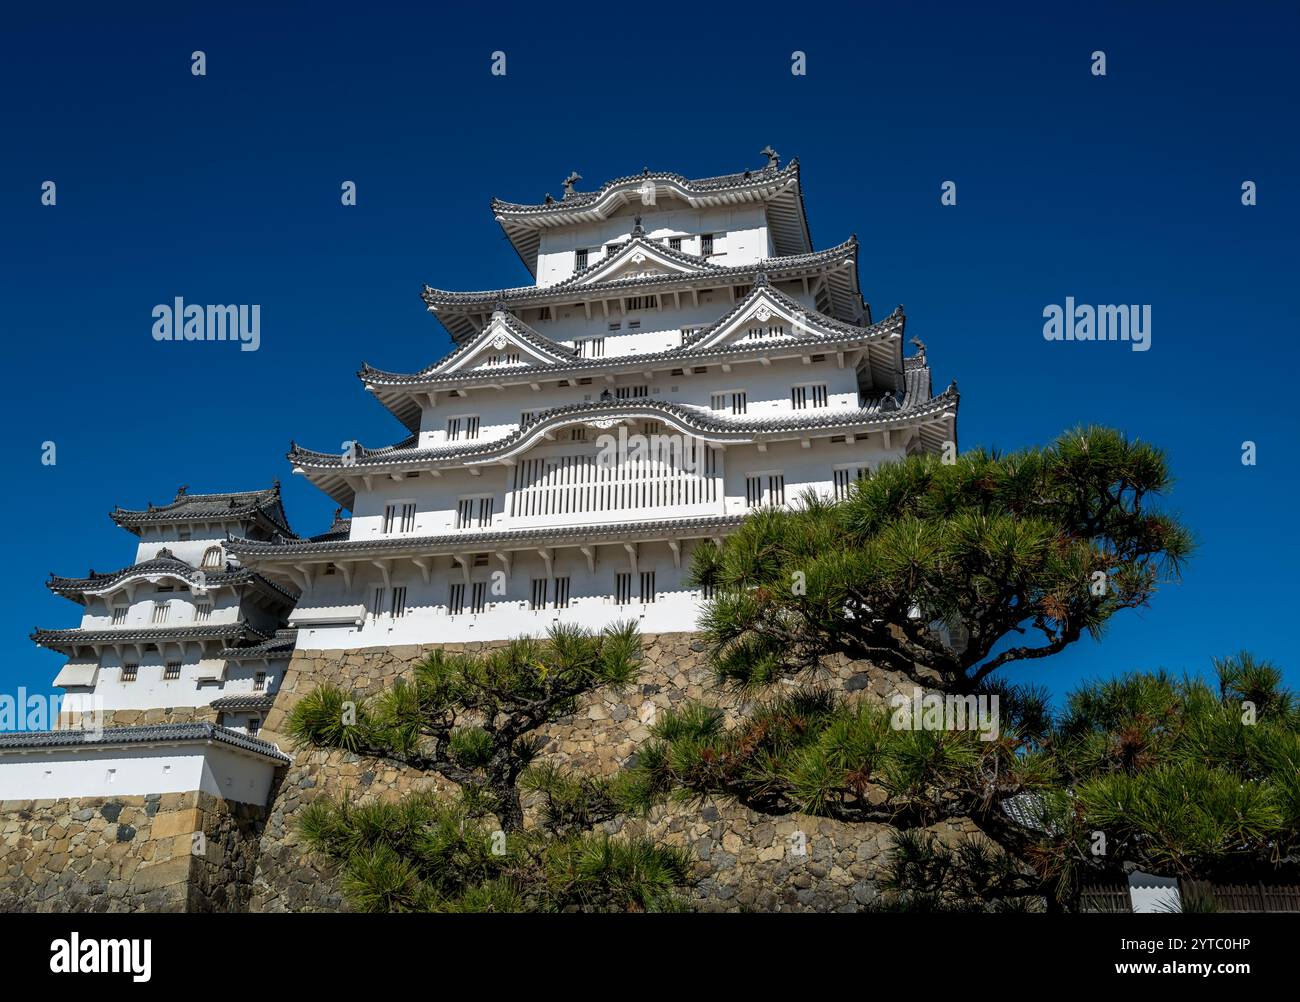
(383, 503), (417, 533)
(201, 546), (223, 569)
(746, 474), (785, 508)
(254, 671), (267, 692)
(700, 233), (714, 255)
(833, 467), (871, 500)
(574, 248), (588, 270)
(457, 496), (493, 529)
(447, 416), (480, 441)
(194, 601), (212, 622)
(152, 601), (170, 624)
(121, 664), (138, 682)
(164, 661), (181, 680)
(790, 384), (828, 409)
(668, 236), (682, 252)
(111, 606), (128, 626)
(509, 443), (720, 519)
(711, 391), (746, 415)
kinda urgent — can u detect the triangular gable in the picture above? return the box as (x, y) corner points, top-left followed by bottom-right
(439, 313), (575, 374)
(686, 285), (831, 351)
(567, 238), (721, 287)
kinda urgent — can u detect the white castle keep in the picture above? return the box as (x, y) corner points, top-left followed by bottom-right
(5, 151), (959, 809)
(231, 149), (960, 651)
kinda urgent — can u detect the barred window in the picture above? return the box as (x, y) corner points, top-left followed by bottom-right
(391, 587), (407, 619)
(457, 496), (494, 529)
(614, 572), (632, 606)
(615, 385), (648, 400)
(711, 391), (746, 414)
(254, 671), (267, 692)
(576, 337), (605, 358)
(201, 546), (223, 569)
(194, 601), (212, 622)
(471, 581), (488, 614)
(792, 384), (828, 409)
(640, 571), (656, 604)
(111, 606), (128, 626)
(575, 248), (588, 270)
(384, 502), (417, 533)
(371, 587), (386, 619)
(447, 416), (480, 441)
(553, 576), (571, 609)
(700, 233), (714, 255)
(668, 236), (682, 251)
(164, 661), (181, 680)
(746, 474), (785, 508)
(833, 468), (852, 500)
(530, 577), (549, 611)
(152, 601), (170, 624)
(121, 664), (138, 683)
(448, 583), (465, 615)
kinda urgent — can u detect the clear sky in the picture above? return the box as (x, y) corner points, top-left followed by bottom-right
(2, 1), (1297, 706)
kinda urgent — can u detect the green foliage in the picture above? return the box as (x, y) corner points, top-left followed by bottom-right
(623, 653), (1300, 910)
(287, 622), (642, 831)
(871, 829), (1043, 912)
(300, 790), (689, 913)
(292, 623), (694, 912)
(691, 426), (1193, 691)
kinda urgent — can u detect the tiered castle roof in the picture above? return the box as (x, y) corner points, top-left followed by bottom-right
(110, 484), (295, 539)
(491, 151), (811, 276)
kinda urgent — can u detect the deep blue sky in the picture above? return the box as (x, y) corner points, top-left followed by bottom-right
(2, 1), (1297, 705)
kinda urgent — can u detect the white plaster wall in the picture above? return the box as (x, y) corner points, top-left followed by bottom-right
(535, 201), (770, 286)
(416, 338), (855, 447)
(294, 538), (708, 649)
(130, 523), (248, 567)
(0, 742), (279, 805)
(77, 583), (244, 632)
(59, 655), (285, 712)
(293, 433), (908, 650)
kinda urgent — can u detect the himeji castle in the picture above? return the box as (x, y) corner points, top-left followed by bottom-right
(228, 149), (960, 649)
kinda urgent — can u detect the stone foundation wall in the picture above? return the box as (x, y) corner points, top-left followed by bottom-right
(58, 705), (220, 730)
(0, 790), (263, 912)
(249, 633), (959, 913)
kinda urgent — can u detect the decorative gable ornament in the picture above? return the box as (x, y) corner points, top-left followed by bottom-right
(491, 334), (508, 350)
(754, 306), (772, 322)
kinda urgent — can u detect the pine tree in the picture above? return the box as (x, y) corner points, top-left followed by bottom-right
(287, 623), (691, 912)
(617, 428), (1300, 910)
(690, 426), (1193, 692)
